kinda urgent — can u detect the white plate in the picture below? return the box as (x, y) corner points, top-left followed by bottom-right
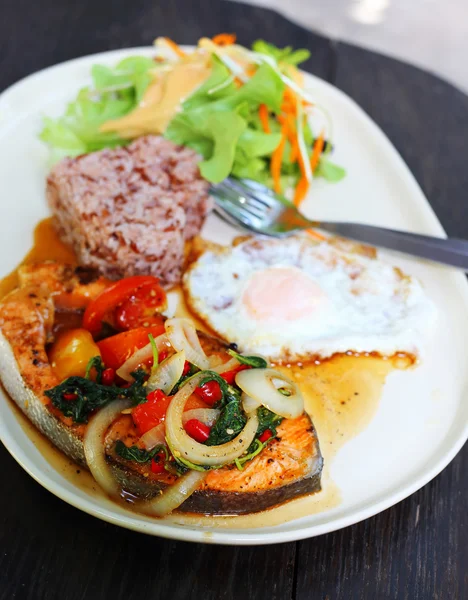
(0, 48), (467, 545)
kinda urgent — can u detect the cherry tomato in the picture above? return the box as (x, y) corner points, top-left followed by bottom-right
(101, 368), (115, 386)
(184, 419), (211, 443)
(49, 328), (101, 381)
(132, 389), (172, 435)
(97, 324), (165, 371)
(258, 429), (273, 443)
(115, 281), (167, 330)
(195, 380), (223, 407)
(83, 276), (166, 335)
(150, 451), (167, 474)
(220, 364), (250, 385)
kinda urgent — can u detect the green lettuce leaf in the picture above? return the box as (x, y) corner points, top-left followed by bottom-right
(315, 158), (346, 182)
(252, 40), (311, 66)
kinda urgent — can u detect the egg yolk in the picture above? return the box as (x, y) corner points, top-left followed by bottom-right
(242, 267), (326, 322)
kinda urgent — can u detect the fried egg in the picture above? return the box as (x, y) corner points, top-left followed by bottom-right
(183, 236), (436, 361)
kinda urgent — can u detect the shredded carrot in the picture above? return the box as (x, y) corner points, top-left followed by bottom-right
(293, 175), (309, 206)
(311, 132), (325, 172)
(259, 104), (271, 134)
(307, 229), (327, 241)
(163, 38), (186, 58)
(271, 125), (287, 193)
(212, 33), (237, 46)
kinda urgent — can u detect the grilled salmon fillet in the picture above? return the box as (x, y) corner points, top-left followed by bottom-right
(0, 262), (323, 515)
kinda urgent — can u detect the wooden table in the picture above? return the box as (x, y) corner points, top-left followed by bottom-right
(1, 0), (467, 598)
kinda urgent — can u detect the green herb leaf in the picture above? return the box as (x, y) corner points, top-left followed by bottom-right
(44, 369), (148, 423)
(115, 441), (167, 463)
(84, 356), (104, 382)
(256, 406), (283, 438)
(227, 350), (268, 369)
(206, 385), (247, 445)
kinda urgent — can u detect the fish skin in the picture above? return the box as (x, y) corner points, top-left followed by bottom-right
(0, 263), (323, 515)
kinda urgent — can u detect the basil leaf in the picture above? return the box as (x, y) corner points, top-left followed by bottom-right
(115, 441), (167, 464)
(45, 369), (148, 423)
(227, 350), (268, 369)
(84, 355), (104, 382)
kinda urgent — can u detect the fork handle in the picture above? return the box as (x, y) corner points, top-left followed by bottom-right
(316, 221), (468, 270)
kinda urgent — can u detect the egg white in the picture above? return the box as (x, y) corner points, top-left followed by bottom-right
(183, 236), (437, 361)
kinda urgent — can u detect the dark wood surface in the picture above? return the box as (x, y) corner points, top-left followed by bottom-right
(1, 1), (466, 598)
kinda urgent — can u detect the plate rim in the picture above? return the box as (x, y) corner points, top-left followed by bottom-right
(0, 46), (467, 545)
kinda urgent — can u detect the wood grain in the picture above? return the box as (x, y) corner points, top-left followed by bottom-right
(0, 1), (467, 599)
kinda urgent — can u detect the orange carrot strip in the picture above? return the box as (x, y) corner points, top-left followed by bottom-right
(259, 104), (271, 134)
(163, 38), (186, 57)
(212, 33), (237, 46)
(293, 175), (309, 206)
(311, 132), (325, 172)
(307, 229), (327, 241)
(271, 125), (287, 193)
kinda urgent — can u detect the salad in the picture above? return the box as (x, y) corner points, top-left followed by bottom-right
(40, 34), (345, 206)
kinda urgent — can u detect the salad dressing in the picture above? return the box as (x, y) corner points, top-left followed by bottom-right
(1, 225), (407, 527)
(99, 56), (212, 138)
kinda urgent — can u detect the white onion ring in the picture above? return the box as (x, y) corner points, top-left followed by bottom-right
(235, 368), (304, 419)
(83, 399), (132, 496)
(147, 350), (185, 394)
(116, 333), (170, 382)
(210, 356), (239, 374)
(148, 470), (208, 517)
(182, 408), (220, 427)
(165, 318), (210, 370)
(140, 423), (166, 451)
(241, 393), (261, 414)
(165, 373), (259, 466)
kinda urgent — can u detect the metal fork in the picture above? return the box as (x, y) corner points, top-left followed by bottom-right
(211, 177), (468, 271)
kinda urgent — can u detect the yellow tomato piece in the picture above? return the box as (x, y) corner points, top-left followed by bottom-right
(49, 328), (101, 380)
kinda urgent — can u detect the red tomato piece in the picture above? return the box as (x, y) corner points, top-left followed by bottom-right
(195, 380), (223, 407)
(115, 281), (167, 330)
(63, 393), (77, 401)
(182, 361), (191, 376)
(132, 389), (172, 435)
(220, 364), (250, 385)
(101, 368), (115, 386)
(184, 419), (211, 443)
(150, 451), (167, 474)
(97, 324), (165, 371)
(258, 429), (273, 443)
(83, 276), (165, 335)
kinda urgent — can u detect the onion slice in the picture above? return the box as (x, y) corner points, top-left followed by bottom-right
(182, 408), (220, 427)
(165, 318), (210, 370)
(210, 356), (239, 374)
(235, 368), (304, 419)
(147, 350), (185, 394)
(241, 393), (261, 414)
(116, 333), (170, 382)
(140, 423), (166, 451)
(148, 470), (208, 517)
(83, 399), (132, 496)
(165, 373), (258, 466)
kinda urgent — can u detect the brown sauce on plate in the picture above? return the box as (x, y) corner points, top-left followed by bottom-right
(0, 218), (76, 300)
(0, 224), (413, 526)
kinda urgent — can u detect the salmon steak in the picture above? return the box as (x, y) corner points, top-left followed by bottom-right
(0, 262), (323, 516)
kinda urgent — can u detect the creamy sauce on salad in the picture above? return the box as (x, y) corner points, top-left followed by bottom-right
(0, 221), (411, 527)
(99, 55), (212, 138)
